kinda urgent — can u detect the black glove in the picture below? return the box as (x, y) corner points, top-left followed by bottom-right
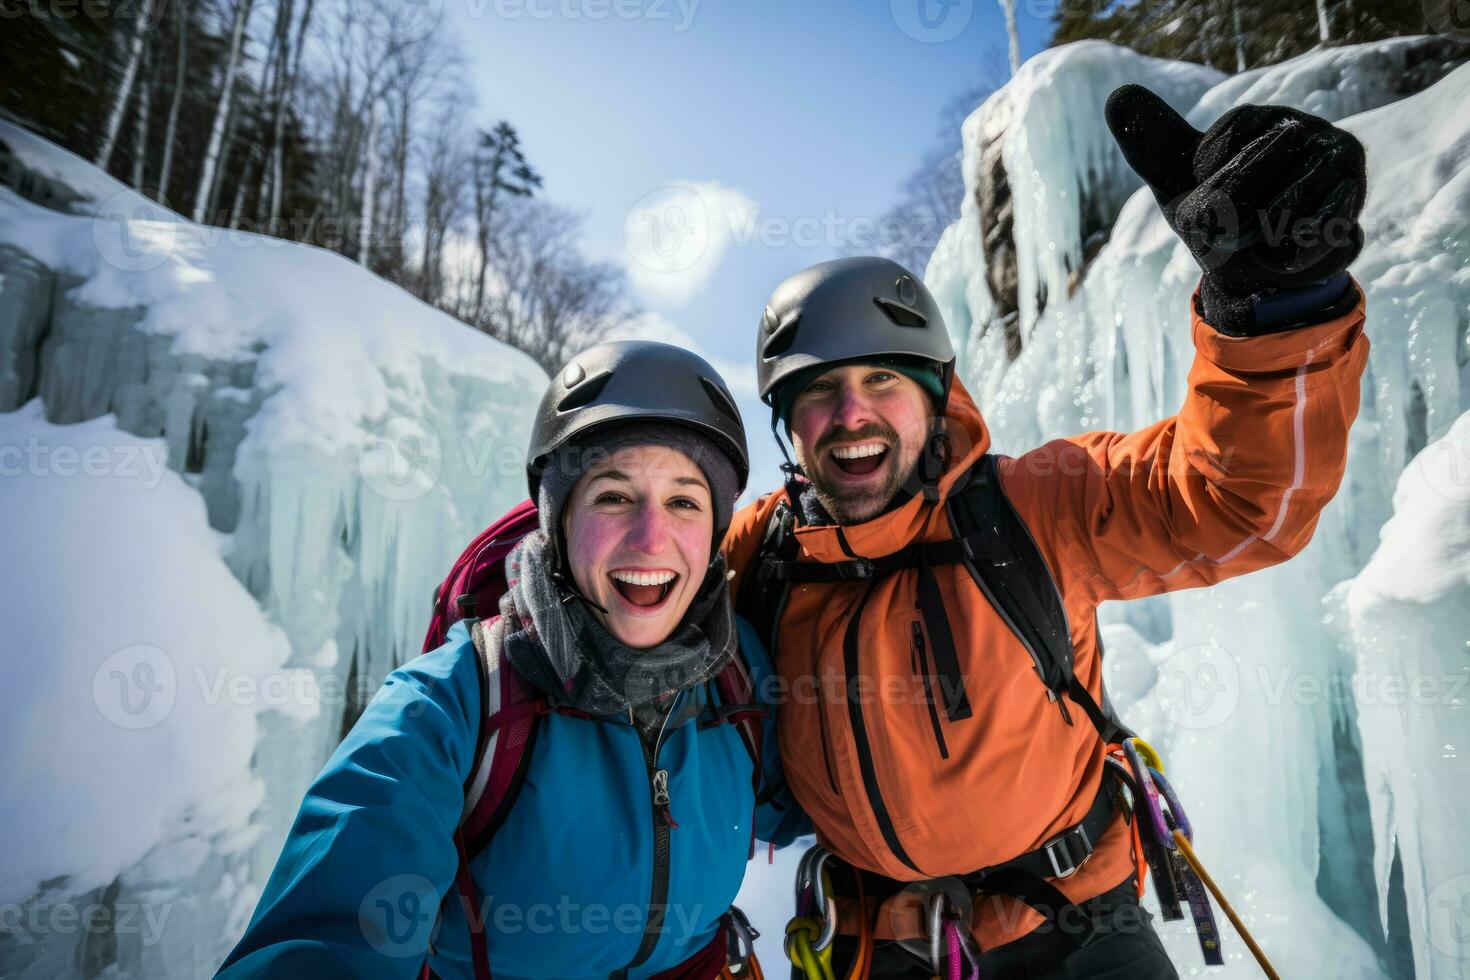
(1105, 84), (1366, 336)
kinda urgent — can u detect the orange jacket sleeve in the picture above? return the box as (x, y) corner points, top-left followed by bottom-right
(1001, 285), (1369, 604)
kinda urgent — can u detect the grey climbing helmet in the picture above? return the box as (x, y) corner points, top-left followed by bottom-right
(527, 341), (750, 503)
(755, 256), (955, 405)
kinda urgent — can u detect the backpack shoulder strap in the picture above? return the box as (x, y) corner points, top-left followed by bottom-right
(734, 497), (798, 658)
(460, 618), (544, 855)
(710, 646), (765, 793)
(947, 455), (1134, 745)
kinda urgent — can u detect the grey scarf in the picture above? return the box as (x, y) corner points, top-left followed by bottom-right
(489, 530), (735, 726)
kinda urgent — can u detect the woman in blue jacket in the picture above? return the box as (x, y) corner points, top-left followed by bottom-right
(217, 342), (807, 980)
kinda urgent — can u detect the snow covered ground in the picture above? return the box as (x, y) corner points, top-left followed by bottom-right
(0, 122), (547, 976)
(3, 32), (1469, 980)
(928, 36), (1470, 980)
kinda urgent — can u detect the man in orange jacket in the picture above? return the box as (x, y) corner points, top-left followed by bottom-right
(725, 86), (1369, 978)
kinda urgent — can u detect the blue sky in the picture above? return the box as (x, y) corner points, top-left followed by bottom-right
(445, 0), (1053, 488)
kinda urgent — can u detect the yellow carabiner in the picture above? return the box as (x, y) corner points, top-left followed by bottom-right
(1129, 736), (1165, 773)
(785, 916), (836, 980)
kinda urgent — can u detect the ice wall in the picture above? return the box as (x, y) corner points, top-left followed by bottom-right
(927, 39), (1470, 979)
(1329, 413), (1470, 980)
(0, 125), (546, 978)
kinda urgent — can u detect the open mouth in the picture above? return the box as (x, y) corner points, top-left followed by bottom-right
(608, 569), (679, 610)
(828, 441), (889, 477)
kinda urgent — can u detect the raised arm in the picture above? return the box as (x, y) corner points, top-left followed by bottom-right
(1002, 287), (1367, 604)
(215, 628), (481, 978)
(1005, 85), (1371, 604)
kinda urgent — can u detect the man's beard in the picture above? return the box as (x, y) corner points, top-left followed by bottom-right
(795, 421), (922, 526)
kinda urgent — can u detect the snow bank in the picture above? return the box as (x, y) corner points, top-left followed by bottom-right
(0, 405), (289, 975)
(929, 37), (1470, 978)
(0, 120), (176, 223)
(0, 127), (545, 977)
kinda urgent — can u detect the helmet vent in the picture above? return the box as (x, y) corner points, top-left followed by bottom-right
(874, 296), (927, 329)
(760, 312), (800, 360)
(555, 369), (612, 413)
(700, 376), (742, 425)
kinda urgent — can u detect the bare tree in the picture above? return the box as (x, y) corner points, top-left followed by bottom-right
(476, 199), (631, 374)
(358, 97), (381, 264)
(130, 43), (153, 188)
(194, 0), (256, 221)
(156, 0), (190, 201)
(417, 108), (469, 304)
(96, 0), (153, 168)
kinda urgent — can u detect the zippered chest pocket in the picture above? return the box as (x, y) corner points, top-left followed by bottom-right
(910, 620), (951, 760)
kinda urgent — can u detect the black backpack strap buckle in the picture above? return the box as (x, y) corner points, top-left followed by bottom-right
(1041, 821), (1094, 879)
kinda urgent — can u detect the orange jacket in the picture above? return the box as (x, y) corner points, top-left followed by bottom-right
(725, 288), (1369, 950)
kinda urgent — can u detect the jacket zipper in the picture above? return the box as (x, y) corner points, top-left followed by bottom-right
(911, 621), (950, 760)
(612, 691), (681, 980)
(844, 583), (921, 874)
(815, 653), (841, 794)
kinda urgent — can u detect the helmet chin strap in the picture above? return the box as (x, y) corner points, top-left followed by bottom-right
(770, 402), (810, 506)
(916, 362), (958, 502)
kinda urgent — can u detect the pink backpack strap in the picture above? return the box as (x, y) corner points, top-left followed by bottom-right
(710, 650), (764, 792)
(424, 617), (546, 980)
(460, 619), (543, 852)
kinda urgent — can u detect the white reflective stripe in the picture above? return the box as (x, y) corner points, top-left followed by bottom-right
(1261, 359), (1312, 543)
(462, 620), (503, 823)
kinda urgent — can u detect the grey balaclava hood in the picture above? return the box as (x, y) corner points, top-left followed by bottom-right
(496, 419), (740, 726)
(535, 419), (741, 546)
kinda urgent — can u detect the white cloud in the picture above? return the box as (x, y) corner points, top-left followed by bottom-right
(621, 180), (758, 307)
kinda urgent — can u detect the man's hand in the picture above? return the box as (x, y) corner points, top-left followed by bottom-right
(1105, 84), (1366, 335)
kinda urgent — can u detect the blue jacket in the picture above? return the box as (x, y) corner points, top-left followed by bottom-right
(217, 617), (807, 980)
